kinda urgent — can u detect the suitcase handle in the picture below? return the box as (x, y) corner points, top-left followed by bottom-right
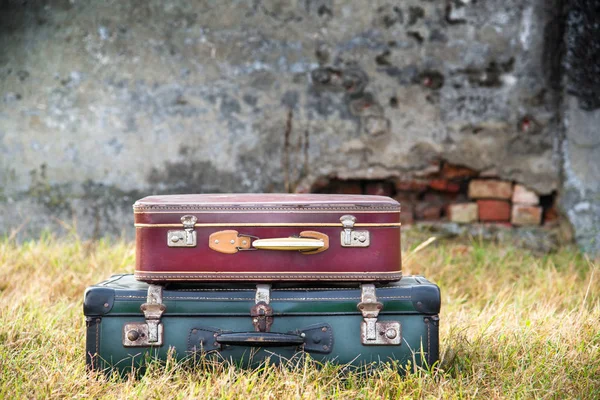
(252, 232), (327, 254)
(188, 323), (333, 354)
(215, 332), (305, 347)
(209, 230), (329, 254)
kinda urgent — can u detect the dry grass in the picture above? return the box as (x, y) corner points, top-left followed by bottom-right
(0, 231), (599, 399)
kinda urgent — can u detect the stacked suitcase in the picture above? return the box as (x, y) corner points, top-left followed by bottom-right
(84, 194), (440, 374)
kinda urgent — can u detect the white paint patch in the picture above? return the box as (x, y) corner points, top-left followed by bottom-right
(574, 202), (591, 212)
(520, 7), (533, 50)
(501, 74), (517, 87)
(98, 26), (109, 41)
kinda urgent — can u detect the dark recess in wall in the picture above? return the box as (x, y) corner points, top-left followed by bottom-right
(564, 0), (600, 110)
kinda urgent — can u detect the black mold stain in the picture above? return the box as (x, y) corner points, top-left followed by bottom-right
(148, 149), (282, 194)
(407, 6), (425, 26)
(310, 66), (368, 95)
(79, 181), (147, 238)
(348, 92), (380, 116)
(459, 125), (484, 135)
(147, 160), (239, 193)
(27, 164), (72, 215)
(17, 70), (29, 81)
(317, 4), (333, 17)
(565, 0), (599, 110)
(26, 166), (147, 238)
(543, 0), (567, 94)
(243, 93), (258, 107)
(407, 31), (424, 44)
(305, 0), (334, 18)
(375, 50), (392, 66)
(459, 58), (515, 88)
(377, 5), (404, 28)
(380, 65), (420, 85)
(429, 29), (448, 43)
(419, 70), (445, 90)
(315, 43), (330, 64)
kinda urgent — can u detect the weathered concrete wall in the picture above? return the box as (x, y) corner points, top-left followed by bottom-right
(561, 0), (600, 255)
(0, 0), (595, 252)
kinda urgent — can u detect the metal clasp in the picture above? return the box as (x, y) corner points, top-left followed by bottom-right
(251, 284), (273, 332)
(167, 215), (198, 247)
(340, 215), (370, 247)
(357, 284), (401, 346)
(123, 284), (166, 347)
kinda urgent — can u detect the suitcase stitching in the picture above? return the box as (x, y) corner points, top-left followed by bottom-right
(133, 206), (400, 212)
(155, 287), (403, 292)
(95, 318), (99, 369)
(134, 275), (402, 280)
(427, 318), (431, 366)
(114, 295), (411, 301)
(173, 289), (356, 292)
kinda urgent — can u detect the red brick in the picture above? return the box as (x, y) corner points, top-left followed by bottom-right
(332, 181), (362, 194)
(310, 176), (331, 191)
(415, 203), (442, 220)
(429, 179), (461, 193)
(441, 163), (478, 179)
(512, 184), (539, 205)
(447, 182), (461, 192)
(511, 205), (542, 226)
(543, 206), (558, 223)
(477, 200), (511, 222)
(365, 181), (394, 197)
(394, 179), (429, 192)
(448, 203), (478, 223)
(469, 180), (513, 200)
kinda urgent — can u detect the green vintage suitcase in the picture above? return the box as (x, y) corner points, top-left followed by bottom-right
(84, 274), (440, 374)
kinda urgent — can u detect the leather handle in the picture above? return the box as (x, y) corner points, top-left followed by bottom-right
(209, 230), (329, 254)
(215, 332), (305, 347)
(252, 237), (323, 251)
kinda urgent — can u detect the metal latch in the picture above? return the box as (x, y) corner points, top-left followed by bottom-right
(167, 215), (198, 247)
(251, 284), (273, 332)
(123, 284), (166, 347)
(357, 284), (401, 346)
(340, 215), (370, 247)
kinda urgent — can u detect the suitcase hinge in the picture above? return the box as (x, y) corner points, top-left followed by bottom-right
(340, 215), (370, 247)
(167, 215), (198, 247)
(357, 284), (401, 346)
(251, 284), (273, 332)
(122, 284), (166, 347)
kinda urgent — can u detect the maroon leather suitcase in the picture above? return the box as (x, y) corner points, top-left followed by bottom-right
(133, 194), (402, 282)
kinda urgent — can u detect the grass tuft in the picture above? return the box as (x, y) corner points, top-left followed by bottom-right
(1, 233), (598, 398)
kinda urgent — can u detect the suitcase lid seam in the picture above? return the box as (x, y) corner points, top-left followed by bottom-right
(114, 295), (412, 301)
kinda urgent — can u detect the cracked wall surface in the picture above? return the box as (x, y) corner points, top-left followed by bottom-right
(0, 0), (596, 253)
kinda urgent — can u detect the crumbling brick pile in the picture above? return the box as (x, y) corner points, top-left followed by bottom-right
(311, 163), (557, 227)
(452, 181), (544, 226)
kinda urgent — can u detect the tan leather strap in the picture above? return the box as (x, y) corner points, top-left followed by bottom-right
(208, 230), (253, 254)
